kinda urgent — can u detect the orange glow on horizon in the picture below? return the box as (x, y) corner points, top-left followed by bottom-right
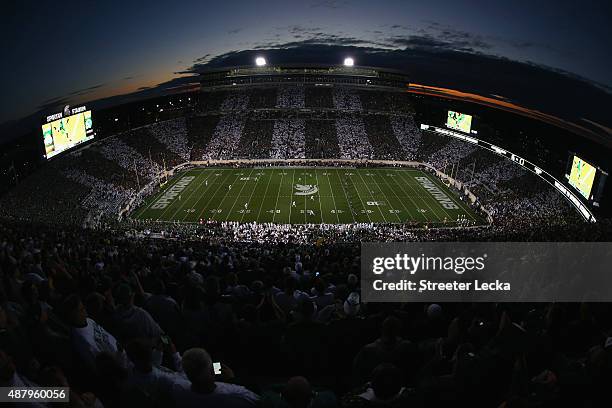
(407, 83), (611, 143)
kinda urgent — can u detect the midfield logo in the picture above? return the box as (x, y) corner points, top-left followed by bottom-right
(294, 184), (319, 196)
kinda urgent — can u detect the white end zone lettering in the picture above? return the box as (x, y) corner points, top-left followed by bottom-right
(151, 176), (195, 209)
(415, 176), (459, 210)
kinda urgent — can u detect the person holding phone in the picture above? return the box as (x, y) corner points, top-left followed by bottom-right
(174, 347), (259, 407)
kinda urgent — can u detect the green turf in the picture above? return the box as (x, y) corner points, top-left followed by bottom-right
(131, 167), (485, 226)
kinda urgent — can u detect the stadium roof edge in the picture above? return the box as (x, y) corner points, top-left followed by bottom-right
(199, 63), (410, 90)
(196, 63), (411, 76)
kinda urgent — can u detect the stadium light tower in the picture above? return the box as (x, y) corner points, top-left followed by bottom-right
(344, 57), (354, 67)
(255, 56), (267, 67)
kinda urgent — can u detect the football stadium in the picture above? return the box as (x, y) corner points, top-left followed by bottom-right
(1, 2), (612, 407)
(3, 67), (607, 243)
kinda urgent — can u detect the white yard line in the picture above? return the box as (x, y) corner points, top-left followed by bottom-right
(288, 169), (296, 223)
(374, 169), (416, 222)
(272, 170), (285, 223)
(194, 169), (235, 221)
(303, 170), (307, 224)
(369, 171), (402, 223)
(383, 170), (430, 222)
(355, 170), (389, 223)
(324, 170), (341, 223)
(225, 168), (256, 221)
(255, 170), (274, 222)
(338, 169), (369, 222)
(313, 170), (326, 223)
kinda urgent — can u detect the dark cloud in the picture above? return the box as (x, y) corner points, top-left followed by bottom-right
(496, 37), (559, 55)
(290, 26), (310, 33)
(228, 28), (242, 34)
(67, 83), (106, 97)
(36, 97), (72, 111)
(388, 33), (491, 53)
(39, 95), (69, 105)
(390, 36), (449, 50)
(194, 54), (212, 63)
(275, 25), (323, 36)
(86, 76), (199, 111)
(38, 85), (106, 110)
(34, 85), (105, 112)
(263, 22), (497, 55)
(252, 35), (369, 49)
(437, 30), (491, 50)
(248, 27), (394, 51)
(422, 20), (553, 54)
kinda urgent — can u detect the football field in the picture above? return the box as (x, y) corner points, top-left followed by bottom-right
(131, 167), (485, 226)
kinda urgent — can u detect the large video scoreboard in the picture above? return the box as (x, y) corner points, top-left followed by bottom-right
(446, 110), (473, 133)
(567, 155), (596, 199)
(565, 153), (607, 206)
(42, 105), (94, 159)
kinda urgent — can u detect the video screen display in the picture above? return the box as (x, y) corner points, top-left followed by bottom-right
(43, 110), (93, 159)
(568, 155), (596, 199)
(446, 110), (472, 133)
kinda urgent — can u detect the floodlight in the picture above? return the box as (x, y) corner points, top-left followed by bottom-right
(344, 57), (354, 67)
(255, 57), (267, 66)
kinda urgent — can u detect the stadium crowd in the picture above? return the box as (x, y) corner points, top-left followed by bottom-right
(0, 85), (604, 242)
(100, 138), (160, 184)
(62, 168), (132, 223)
(390, 116), (421, 160)
(333, 88), (363, 111)
(146, 118), (191, 162)
(335, 117), (374, 160)
(1, 84), (612, 408)
(1, 219), (612, 407)
(220, 93), (250, 112)
(270, 120), (306, 159)
(203, 116), (246, 161)
(276, 87), (305, 109)
(427, 140), (478, 171)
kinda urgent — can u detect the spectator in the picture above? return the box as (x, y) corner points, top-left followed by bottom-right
(353, 317), (415, 384)
(62, 295), (123, 366)
(262, 376), (338, 408)
(342, 363), (410, 407)
(123, 338), (187, 406)
(173, 347), (259, 407)
(113, 283), (163, 343)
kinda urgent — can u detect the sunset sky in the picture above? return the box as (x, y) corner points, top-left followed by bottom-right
(2, 0), (610, 127)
